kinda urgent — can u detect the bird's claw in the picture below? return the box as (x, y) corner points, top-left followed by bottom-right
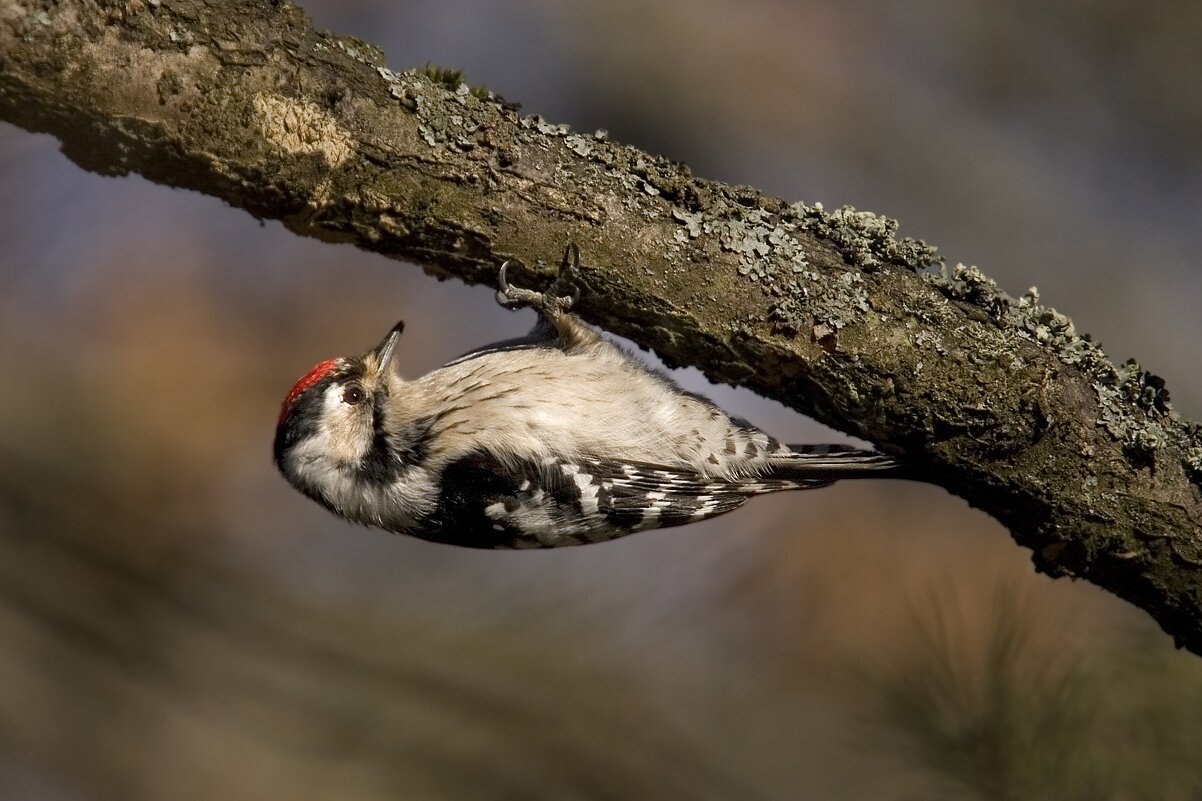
(495, 243), (582, 314)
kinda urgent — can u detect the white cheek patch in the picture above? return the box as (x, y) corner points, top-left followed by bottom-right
(318, 384), (373, 464)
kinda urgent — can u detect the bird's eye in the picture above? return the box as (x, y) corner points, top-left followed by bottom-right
(342, 385), (366, 405)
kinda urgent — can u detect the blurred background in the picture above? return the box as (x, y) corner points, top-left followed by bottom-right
(3, 0), (1202, 798)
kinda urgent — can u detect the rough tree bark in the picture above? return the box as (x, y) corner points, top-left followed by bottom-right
(2, 0), (1201, 652)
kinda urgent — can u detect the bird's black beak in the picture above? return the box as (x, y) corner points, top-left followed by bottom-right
(374, 320), (405, 377)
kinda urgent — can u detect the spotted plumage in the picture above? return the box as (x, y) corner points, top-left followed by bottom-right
(274, 246), (904, 548)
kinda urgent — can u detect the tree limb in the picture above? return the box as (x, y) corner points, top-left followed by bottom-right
(3, 0), (1201, 652)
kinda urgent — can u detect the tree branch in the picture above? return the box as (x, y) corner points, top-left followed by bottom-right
(3, 0), (1201, 652)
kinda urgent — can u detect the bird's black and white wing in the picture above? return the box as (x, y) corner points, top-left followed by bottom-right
(425, 445), (898, 549)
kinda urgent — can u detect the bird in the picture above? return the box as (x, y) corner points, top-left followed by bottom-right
(274, 245), (902, 548)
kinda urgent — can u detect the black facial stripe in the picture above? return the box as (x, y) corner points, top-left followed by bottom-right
(358, 411), (439, 481)
(359, 429), (397, 486)
(364, 392), (393, 480)
(393, 415), (436, 466)
(356, 391), (437, 486)
(273, 374), (337, 468)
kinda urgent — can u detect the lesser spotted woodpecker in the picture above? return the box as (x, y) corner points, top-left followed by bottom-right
(274, 245), (902, 548)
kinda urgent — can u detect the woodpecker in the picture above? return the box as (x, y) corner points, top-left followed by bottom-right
(274, 245), (902, 548)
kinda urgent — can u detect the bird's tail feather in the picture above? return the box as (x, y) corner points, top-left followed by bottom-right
(766, 443), (902, 484)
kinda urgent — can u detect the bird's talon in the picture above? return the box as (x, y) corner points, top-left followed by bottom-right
(498, 260), (512, 294)
(494, 243), (583, 313)
(495, 260), (525, 309)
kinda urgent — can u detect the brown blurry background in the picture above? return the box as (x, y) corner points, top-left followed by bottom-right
(2, 1), (1202, 799)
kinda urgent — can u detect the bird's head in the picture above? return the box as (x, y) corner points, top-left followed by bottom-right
(273, 321), (405, 514)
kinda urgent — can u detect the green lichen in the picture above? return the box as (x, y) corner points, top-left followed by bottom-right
(376, 64), (515, 125)
(372, 66), (519, 158)
(565, 133), (593, 157)
(331, 36), (385, 68)
(677, 198), (939, 334)
(671, 208), (702, 239)
(764, 267), (872, 336)
(786, 202), (942, 272)
(929, 263), (1189, 469)
(672, 197), (928, 334)
(522, 115), (571, 136)
(1186, 444), (1202, 480)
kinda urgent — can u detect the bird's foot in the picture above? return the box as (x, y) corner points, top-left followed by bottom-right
(495, 242), (582, 315)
